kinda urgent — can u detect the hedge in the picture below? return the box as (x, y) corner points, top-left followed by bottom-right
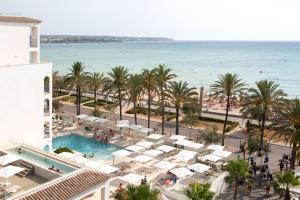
(54, 146), (73, 154)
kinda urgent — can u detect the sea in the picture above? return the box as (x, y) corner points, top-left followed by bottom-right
(41, 41), (300, 98)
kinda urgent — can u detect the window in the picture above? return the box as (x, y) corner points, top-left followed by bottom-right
(44, 99), (50, 115)
(44, 76), (50, 93)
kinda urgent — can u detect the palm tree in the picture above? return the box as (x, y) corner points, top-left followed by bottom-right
(126, 74), (144, 124)
(273, 170), (300, 200)
(114, 184), (160, 200)
(272, 99), (300, 169)
(184, 182), (214, 200)
(105, 66), (129, 120)
(154, 65), (176, 134)
(211, 73), (245, 146)
(224, 159), (251, 200)
(65, 62), (89, 115)
(183, 103), (201, 140)
(142, 68), (157, 128)
(52, 71), (65, 97)
(167, 81), (197, 135)
(242, 80), (286, 155)
(197, 126), (221, 145)
(89, 72), (105, 107)
(52, 99), (63, 119)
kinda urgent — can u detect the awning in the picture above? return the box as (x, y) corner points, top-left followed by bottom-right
(0, 154), (20, 166)
(187, 163), (211, 173)
(126, 145), (145, 152)
(144, 149), (163, 157)
(170, 167), (194, 178)
(154, 161), (176, 171)
(156, 145), (176, 153)
(207, 144), (224, 151)
(121, 173), (144, 185)
(147, 134), (163, 140)
(133, 155), (154, 163)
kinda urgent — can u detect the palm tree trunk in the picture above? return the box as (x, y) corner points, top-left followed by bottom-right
(78, 86), (81, 115)
(133, 100), (137, 125)
(175, 106), (179, 135)
(290, 142), (297, 169)
(118, 89), (122, 120)
(285, 186), (290, 200)
(233, 180), (238, 200)
(222, 95), (230, 146)
(147, 88), (151, 128)
(94, 88), (97, 105)
(161, 89), (165, 135)
(259, 109), (266, 156)
(75, 85), (80, 115)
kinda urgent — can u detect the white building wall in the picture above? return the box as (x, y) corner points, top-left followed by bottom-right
(0, 63), (52, 149)
(0, 25), (30, 66)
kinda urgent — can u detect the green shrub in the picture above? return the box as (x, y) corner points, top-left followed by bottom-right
(83, 99), (114, 107)
(61, 96), (70, 101)
(166, 114), (176, 121)
(225, 122), (239, 132)
(53, 91), (68, 98)
(54, 146), (73, 154)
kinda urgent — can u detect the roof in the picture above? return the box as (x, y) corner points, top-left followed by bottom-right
(20, 170), (109, 200)
(0, 16), (41, 24)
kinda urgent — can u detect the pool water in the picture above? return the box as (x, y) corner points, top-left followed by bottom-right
(53, 133), (122, 160)
(7, 148), (76, 174)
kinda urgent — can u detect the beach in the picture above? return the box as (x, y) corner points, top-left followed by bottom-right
(42, 41), (300, 97)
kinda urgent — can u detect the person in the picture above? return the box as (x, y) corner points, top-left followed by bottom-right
(84, 154), (87, 158)
(117, 183), (124, 192)
(18, 147), (22, 154)
(104, 135), (109, 144)
(141, 178), (145, 185)
(264, 154), (269, 164)
(90, 153), (94, 158)
(279, 161), (284, 172)
(56, 168), (63, 174)
(247, 184), (252, 196)
(143, 176), (147, 184)
(48, 165), (55, 171)
(265, 182), (271, 196)
(252, 163), (257, 176)
(267, 170), (273, 181)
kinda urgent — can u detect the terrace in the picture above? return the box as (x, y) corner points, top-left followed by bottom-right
(51, 114), (236, 199)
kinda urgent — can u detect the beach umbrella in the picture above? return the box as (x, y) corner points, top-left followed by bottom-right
(98, 165), (118, 174)
(0, 165), (25, 185)
(170, 167), (194, 178)
(121, 173), (144, 185)
(136, 141), (154, 149)
(174, 139), (190, 146)
(76, 114), (88, 119)
(0, 155), (20, 166)
(201, 154), (222, 162)
(170, 135), (186, 140)
(147, 134), (163, 140)
(207, 144), (224, 151)
(144, 149), (163, 157)
(156, 145), (176, 153)
(57, 152), (75, 159)
(185, 141), (204, 150)
(84, 160), (102, 169)
(174, 150), (197, 162)
(129, 125), (144, 130)
(126, 145), (145, 152)
(187, 163), (211, 173)
(116, 120), (129, 124)
(133, 155), (153, 163)
(112, 149), (132, 164)
(211, 150), (232, 158)
(154, 161), (176, 171)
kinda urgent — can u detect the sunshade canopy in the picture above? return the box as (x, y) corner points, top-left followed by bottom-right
(121, 173), (144, 185)
(136, 141), (154, 149)
(170, 167), (194, 178)
(170, 135), (186, 140)
(156, 145), (176, 153)
(147, 134), (163, 140)
(154, 161), (176, 171)
(144, 149), (163, 157)
(0, 154), (20, 166)
(201, 154), (222, 162)
(207, 144), (224, 151)
(0, 165), (24, 178)
(112, 149), (132, 157)
(126, 145), (145, 152)
(98, 165), (118, 174)
(133, 155), (154, 163)
(211, 150), (232, 158)
(187, 163), (211, 173)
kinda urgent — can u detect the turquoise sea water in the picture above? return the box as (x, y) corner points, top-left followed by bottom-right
(41, 41), (300, 97)
(52, 134), (122, 161)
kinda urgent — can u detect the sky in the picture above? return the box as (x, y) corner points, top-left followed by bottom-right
(1, 0), (300, 41)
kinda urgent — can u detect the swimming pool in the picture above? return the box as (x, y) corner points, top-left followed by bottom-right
(53, 133), (123, 160)
(7, 148), (76, 174)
